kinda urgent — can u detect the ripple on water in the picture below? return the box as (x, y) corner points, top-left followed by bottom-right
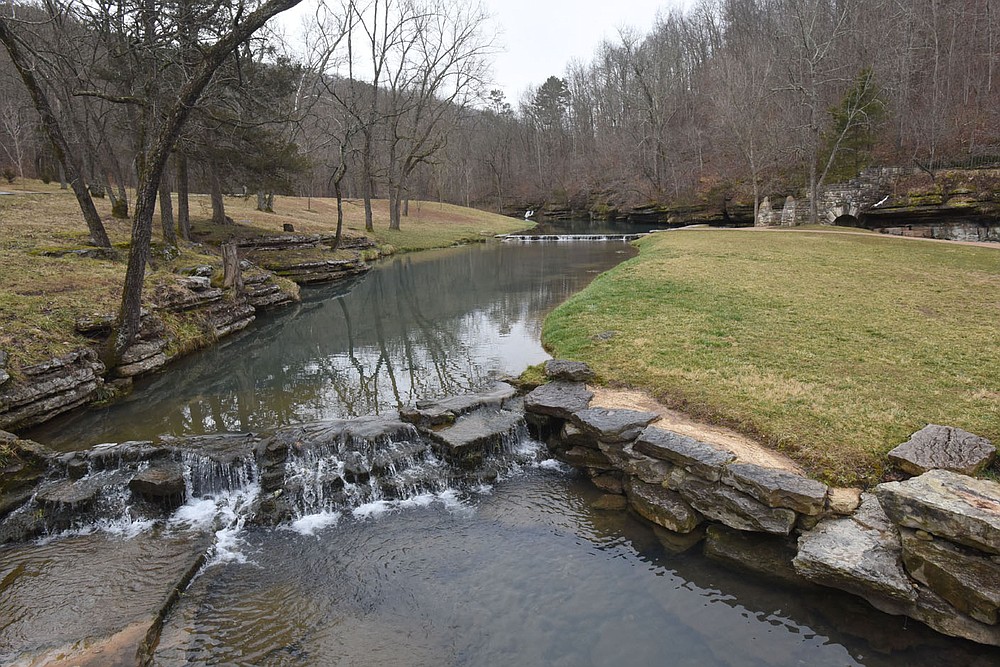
(149, 470), (1000, 667)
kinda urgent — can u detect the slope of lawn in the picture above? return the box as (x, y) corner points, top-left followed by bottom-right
(0, 180), (525, 372)
(543, 229), (1000, 486)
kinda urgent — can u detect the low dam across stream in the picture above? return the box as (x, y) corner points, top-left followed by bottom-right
(2, 232), (998, 666)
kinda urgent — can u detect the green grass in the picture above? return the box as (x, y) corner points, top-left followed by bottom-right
(543, 230), (1000, 486)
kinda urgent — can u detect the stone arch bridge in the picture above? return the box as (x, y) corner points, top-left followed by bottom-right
(756, 168), (902, 227)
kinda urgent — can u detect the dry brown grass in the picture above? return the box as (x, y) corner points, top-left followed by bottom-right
(0, 181), (526, 371)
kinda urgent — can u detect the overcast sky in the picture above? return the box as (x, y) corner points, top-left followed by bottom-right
(484, 0), (687, 102)
(277, 1), (692, 103)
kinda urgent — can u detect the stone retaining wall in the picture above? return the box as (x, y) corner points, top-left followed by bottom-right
(524, 360), (1000, 646)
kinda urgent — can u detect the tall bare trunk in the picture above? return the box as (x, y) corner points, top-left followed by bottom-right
(159, 178), (176, 246)
(209, 163), (227, 225)
(0, 18), (111, 247)
(176, 153), (191, 241)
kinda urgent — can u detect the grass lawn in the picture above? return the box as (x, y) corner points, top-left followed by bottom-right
(0, 181), (524, 371)
(543, 229), (1000, 486)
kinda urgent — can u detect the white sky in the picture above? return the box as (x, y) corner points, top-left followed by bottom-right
(483, 0), (688, 102)
(276, 1), (693, 103)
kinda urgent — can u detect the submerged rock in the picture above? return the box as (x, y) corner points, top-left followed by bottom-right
(876, 469), (1000, 555)
(591, 494), (628, 511)
(653, 525), (706, 554)
(887, 424), (996, 476)
(703, 524), (804, 586)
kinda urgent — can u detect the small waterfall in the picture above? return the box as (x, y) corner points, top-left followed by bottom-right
(502, 233), (647, 243)
(2, 395), (550, 545)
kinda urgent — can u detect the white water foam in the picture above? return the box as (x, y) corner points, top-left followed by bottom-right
(350, 488), (472, 520)
(169, 483), (261, 567)
(289, 511), (342, 536)
(539, 458), (572, 472)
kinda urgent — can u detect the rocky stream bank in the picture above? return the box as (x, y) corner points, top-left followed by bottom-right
(525, 360), (1000, 647)
(2, 359), (999, 656)
(0, 232), (375, 433)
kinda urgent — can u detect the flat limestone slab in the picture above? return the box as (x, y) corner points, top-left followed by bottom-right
(888, 424), (996, 476)
(523, 382), (593, 420)
(794, 495), (917, 604)
(625, 478), (702, 534)
(571, 407), (660, 444)
(677, 477), (798, 535)
(900, 528), (1000, 625)
(633, 426), (735, 481)
(876, 469), (1000, 555)
(721, 463), (828, 516)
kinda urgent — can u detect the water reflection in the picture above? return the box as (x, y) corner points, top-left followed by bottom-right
(28, 242), (632, 449)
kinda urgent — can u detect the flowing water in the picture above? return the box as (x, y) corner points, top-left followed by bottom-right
(5, 237), (1000, 665)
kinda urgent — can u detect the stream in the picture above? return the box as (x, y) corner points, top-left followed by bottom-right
(4, 236), (1000, 666)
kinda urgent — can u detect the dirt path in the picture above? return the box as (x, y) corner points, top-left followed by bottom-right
(588, 386), (806, 474)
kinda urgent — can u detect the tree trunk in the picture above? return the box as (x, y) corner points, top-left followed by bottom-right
(107, 177), (129, 219)
(159, 178), (177, 246)
(0, 18), (111, 247)
(221, 241), (243, 292)
(333, 178), (344, 251)
(256, 189), (273, 212)
(58, 163), (67, 190)
(108, 0), (306, 366)
(176, 153), (191, 241)
(403, 197), (409, 217)
(389, 185), (402, 231)
(210, 164), (227, 224)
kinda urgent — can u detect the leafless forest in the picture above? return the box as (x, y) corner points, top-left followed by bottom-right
(3, 0), (1000, 227)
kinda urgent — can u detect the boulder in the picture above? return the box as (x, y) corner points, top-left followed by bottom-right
(129, 461), (186, 506)
(555, 446), (614, 471)
(876, 469), (1000, 555)
(624, 478), (702, 534)
(591, 494), (628, 511)
(828, 487), (863, 515)
(570, 408), (660, 444)
(794, 494), (917, 604)
(899, 528), (1000, 625)
(888, 424), (996, 476)
(36, 478), (102, 509)
(703, 524), (804, 586)
(0, 350), (8, 386)
(653, 525), (706, 554)
(544, 359), (595, 383)
(558, 421), (594, 448)
(721, 463), (828, 516)
(523, 381), (593, 420)
(676, 477), (798, 535)
(633, 426), (735, 481)
(611, 444), (673, 485)
(590, 473), (624, 495)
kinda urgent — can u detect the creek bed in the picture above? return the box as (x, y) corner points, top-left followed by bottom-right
(5, 239), (1000, 665)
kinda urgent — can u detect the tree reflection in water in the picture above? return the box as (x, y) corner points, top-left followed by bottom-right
(28, 242), (633, 450)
